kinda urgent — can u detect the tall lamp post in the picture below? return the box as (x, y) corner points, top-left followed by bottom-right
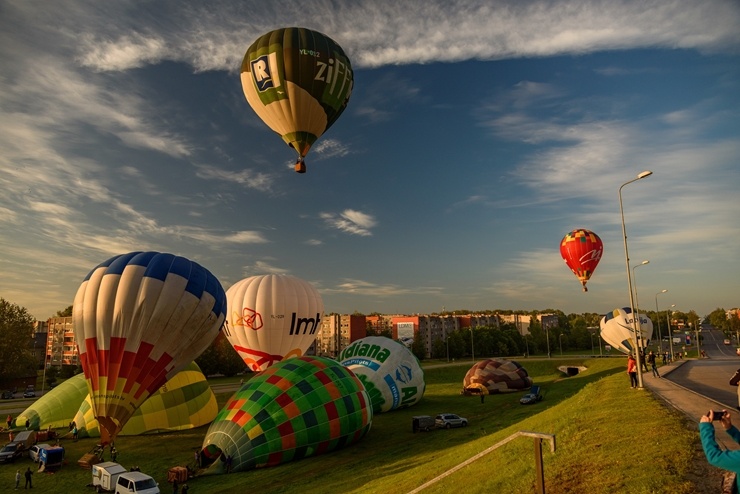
(559, 333), (564, 356)
(632, 260), (650, 350)
(655, 289), (667, 353)
(667, 304), (676, 360)
(470, 327), (475, 362)
(619, 170), (653, 388)
(695, 318), (702, 359)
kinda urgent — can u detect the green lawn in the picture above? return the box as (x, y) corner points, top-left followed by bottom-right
(0, 358), (713, 493)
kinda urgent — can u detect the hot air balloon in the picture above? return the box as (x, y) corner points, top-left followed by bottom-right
(17, 363), (217, 437)
(241, 27), (354, 173)
(200, 356), (372, 473)
(72, 252), (226, 444)
(600, 307), (654, 355)
(560, 229), (604, 292)
(463, 359), (533, 395)
(224, 274), (323, 372)
(338, 336), (426, 413)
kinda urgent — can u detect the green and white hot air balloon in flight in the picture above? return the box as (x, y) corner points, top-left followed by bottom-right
(241, 27), (354, 173)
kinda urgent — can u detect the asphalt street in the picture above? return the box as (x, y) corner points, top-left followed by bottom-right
(644, 326), (740, 452)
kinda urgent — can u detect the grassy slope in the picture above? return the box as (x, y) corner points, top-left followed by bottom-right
(0, 358), (711, 493)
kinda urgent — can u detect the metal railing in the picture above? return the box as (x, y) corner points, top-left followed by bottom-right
(406, 431), (556, 494)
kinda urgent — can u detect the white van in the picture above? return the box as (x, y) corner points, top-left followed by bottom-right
(114, 471), (160, 494)
(92, 462), (128, 492)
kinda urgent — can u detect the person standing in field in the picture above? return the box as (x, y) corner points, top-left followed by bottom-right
(627, 354), (638, 388)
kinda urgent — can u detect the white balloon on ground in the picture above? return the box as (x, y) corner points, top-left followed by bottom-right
(338, 336), (425, 413)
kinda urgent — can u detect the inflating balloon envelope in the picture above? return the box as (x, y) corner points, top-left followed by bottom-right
(463, 359), (533, 395)
(224, 274), (323, 372)
(200, 356), (372, 473)
(600, 307), (654, 355)
(338, 336), (425, 413)
(72, 251), (226, 444)
(15, 362), (217, 437)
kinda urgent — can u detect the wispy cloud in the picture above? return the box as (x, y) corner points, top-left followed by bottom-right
(39, 1), (739, 72)
(325, 279), (442, 297)
(321, 209), (377, 236)
(311, 139), (351, 160)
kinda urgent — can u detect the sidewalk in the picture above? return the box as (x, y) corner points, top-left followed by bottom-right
(644, 359), (740, 451)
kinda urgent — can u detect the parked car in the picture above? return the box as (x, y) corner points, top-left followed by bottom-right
(29, 443), (52, 463)
(0, 390), (13, 399)
(23, 386), (35, 398)
(114, 471), (160, 494)
(724, 339), (731, 345)
(0, 442), (24, 463)
(435, 413), (468, 429)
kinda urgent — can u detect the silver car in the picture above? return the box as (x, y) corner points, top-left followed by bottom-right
(435, 413), (468, 429)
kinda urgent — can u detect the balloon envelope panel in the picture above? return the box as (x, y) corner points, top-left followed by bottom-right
(600, 307), (655, 355)
(75, 362), (218, 437)
(560, 229), (603, 291)
(72, 251), (226, 442)
(224, 274), (324, 372)
(15, 363), (216, 437)
(463, 359), (533, 394)
(240, 27), (353, 161)
(14, 374), (88, 431)
(338, 336), (425, 413)
(201, 356), (372, 472)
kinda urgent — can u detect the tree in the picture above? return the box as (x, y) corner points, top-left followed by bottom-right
(195, 332), (248, 377)
(56, 305), (73, 317)
(44, 365), (59, 388)
(0, 299), (37, 385)
(709, 308), (730, 331)
(411, 336), (426, 361)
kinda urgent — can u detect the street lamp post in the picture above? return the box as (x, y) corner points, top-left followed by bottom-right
(695, 319), (702, 359)
(546, 327), (551, 358)
(470, 327), (475, 362)
(559, 333), (564, 356)
(590, 333), (596, 355)
(667, 304), (676, 360)
(655, 289), (667, 353)
(632, 260), (649, 350)
(619, 170), (653, 389)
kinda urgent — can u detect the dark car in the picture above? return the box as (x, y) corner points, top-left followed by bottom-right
(0, 390), (13, 399)
(435, 413), (468, 429)
(0, 442), (24, 463)
(23, 386), (35, 398)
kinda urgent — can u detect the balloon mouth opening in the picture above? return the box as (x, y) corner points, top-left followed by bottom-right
(199, 444), (223, 469)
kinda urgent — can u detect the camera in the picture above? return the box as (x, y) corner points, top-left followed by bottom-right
(711, 410), (725, 420)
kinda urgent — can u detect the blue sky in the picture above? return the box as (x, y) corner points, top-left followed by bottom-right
(1, 0), (739, 321)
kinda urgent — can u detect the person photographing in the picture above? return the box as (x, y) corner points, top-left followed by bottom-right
(700, 410), (740, 490)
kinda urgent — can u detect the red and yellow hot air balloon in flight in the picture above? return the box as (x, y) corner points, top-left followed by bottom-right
(240, 27), (354, 173)
(560, 229), (604, 292)
(72, 251), (226, 444)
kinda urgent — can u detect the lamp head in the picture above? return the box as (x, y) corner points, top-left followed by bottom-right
(637, 170), (653, 179)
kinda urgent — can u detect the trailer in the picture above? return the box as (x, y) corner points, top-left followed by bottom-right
(38, 446), (65, 471)
(92, 462), (128, 492)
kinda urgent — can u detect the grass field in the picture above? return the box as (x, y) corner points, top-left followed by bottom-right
(0, 358), (714, 493)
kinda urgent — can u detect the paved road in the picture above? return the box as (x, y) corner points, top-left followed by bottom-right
(663, 326), (740, 410)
